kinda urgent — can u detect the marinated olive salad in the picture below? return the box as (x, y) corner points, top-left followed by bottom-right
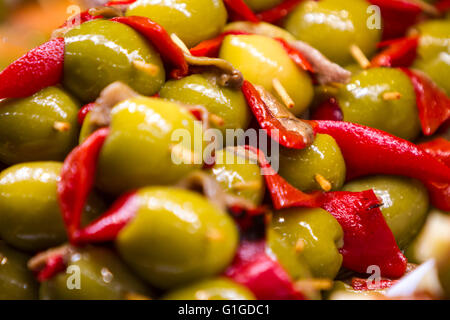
(0, 0), (449, 300)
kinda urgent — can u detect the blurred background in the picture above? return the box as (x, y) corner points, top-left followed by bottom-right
(0, 0), (103, 70)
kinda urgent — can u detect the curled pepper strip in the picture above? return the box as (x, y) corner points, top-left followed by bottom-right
(58, 10), (102, 29)
(223, 0), (260, 23)
(274, 38), (314, 73)
(111, 16), (189, 79)
(0, 38), (65, 99)
(371, 37), (419, 68)
(190, 31), (250, 57)
(322, 191), (407, 278)
(242, 81), (315, 149)
(243, 145), (406, 278)
(225, 240), (306, 300)
(368, 0), (423, 40)
(78, 103), (96, 125)
(58, 128), (110, 241)
(352, 278), (398, 291)
(400, 68), (450, 136)
(256, 0), (303, 23)
(419, 138), (450, 211)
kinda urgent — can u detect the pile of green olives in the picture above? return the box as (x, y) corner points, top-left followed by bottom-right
(0, 0), (449, 301)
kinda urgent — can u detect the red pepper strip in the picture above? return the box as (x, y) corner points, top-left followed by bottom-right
(223, 0), (260, 23)
(0, 38), (65, 99)
(371, 37), (419, 68)
(436, 0), (450, 12)
(322, 191), (407, 278)
(72, 192), (140, 245)
(419, 138), (450, 211)
(225, 240), (305, 300)
(105, 0), (136, 5)
(242, 80), (313, 150)
(58, 128), (110, 242)
(351, 278), (398, 291)
(190, 31), (250, 57)
(256, 0), (303, 23)
(368, 0), (422, 40)
(311, 120), (450, 183)
(58, 10), (102, 29)
(78, 102), (96, 125)
(36, 255), (66, 282)
(400, 68), (450, 136)
(311, 98), (343, 121)
(110, 16), (189, 79)
(274, 38), (314, 73)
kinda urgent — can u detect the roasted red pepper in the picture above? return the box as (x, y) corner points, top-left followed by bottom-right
(419, 138), (450, 167)
(400, 68), (450, 136)
(36, 255), (66, 282)
(105, 0), (137, 5)
(256, 0), (303, 23)
(58, 128), (110, 241)
(311, 98), (343, 121)
(111, 16), (189, 79)
(275, 38), (314, 73)
(77, 103), (96, 125)
(242, 81), (314, 150)
(371, 36), (419, 68)
(223, 0), (260, 22)
(368, 0), (423, 40)
(0, 38), (65, 99)
(225, 240), (305, 300)
(311, 120), (450, 183)
(246, 146), (406, 278)
(190, 31), (250, 57)
(351, 278), (397, 291)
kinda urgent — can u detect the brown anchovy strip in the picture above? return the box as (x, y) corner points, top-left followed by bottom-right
(176, 171), (260, 213)
(287, 40), (352, 85)
(254, 84), (315, 147)
(184, 55), (244, 89)
(89, 81), (139, 129)
(88, 6), (125, 18)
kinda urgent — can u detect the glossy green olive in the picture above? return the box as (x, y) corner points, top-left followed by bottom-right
(343, 175), (429, 248)
(0, 241), (39, 300)
(126, 0), (227, 48)
(116, 187), (238, 289)
(271, 207), (344, 279)
(94, 96), (204, 195)
(278, 134), (346, 192)
(40, 246), (150, 300)
(0, 86), (79, 165)
(0, 162), (106, 252)
(219, 34), (314, 116)
(63, 19), (165, 103)
(439, 257), (450, 299)
(243, 0), (283, 11)
(284, 0), (381, 65)
(413, 20), (450, 96)
(337, 68), (420, 140)
(163, 277), (255, 300)
(159, 74), (251, 135)
(208, 148), (265, 206)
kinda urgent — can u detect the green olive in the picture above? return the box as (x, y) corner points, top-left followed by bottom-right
(278, 134), (346, 192)
(0, 162), (106, 252)
(116, 187), (238, 289)
(0, 241), (38, 300)
(162, 277), (255, 300)
(63, 19), (165, 103)
(337, 68), (420, 140)
(343, 175), (429, 248)
(40, 246), (150, 300)
(271, 207), (344, 279)
(93, 96), (204, 195)
(284, 0), (381, 65)
(219, 34), (314, 116)
(243, 0), (283, 11)
(126, 0), (227, 48)
(208, 148), (265, 206)
(413, 20), (450, 96)
(0, 86), (79, 165)
(159, 74), (251, 135)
